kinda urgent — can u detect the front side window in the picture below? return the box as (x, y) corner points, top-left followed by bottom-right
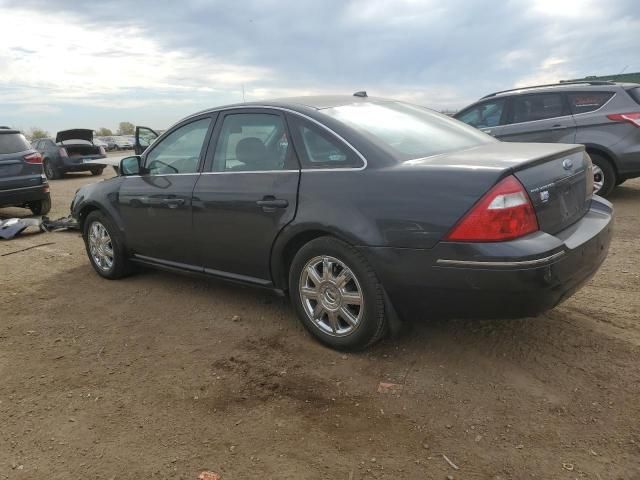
(512, 93), (565, 123)
(567, 92), (614, 114)
(324, 101), (493, 160)
(212, 113), (291, 172)
(144, 118), (211, 175)
(456, 99), (506, 128)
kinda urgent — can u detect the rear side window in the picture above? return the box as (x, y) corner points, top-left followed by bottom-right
(512, 93), (565, 123)
(0, 133), (31, 154)
(627, 87), (640, 105)
(288, 116), (362, 168)
(567, 92), (614, 114)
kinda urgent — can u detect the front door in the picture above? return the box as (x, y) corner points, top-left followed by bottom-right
(192, 109), (300, 284)
(134, 126), (160, 155)
(499, 92), (577, 143)
(454, 98), (508, 138)
(118, 116), (214, 266)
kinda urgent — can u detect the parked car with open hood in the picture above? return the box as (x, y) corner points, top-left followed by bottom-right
(34, 129), (107, 179)
(454, 80), (640, 196)
(71, 94), (613, 350)
(0, 127), (51, 215)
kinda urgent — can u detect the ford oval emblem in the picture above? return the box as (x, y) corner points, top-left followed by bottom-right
(562, 158), (573, 170)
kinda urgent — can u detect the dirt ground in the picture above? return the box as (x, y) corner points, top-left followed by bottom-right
(1, 166), (639, 480)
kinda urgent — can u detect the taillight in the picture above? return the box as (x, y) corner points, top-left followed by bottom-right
(59, 147), (68, 157)
(445, 175), (539, 242)
(23, 152), (42, 164)
(99, 146), (106, 155)
(607, 112), (640, 128)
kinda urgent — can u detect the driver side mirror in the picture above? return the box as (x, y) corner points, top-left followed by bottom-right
(119, 156), (142, 176)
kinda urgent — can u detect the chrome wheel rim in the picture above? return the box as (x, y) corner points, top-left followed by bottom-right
(88, 221), (114, 272)
(299, 255), (364, 337)
(592, 164), (604, 194)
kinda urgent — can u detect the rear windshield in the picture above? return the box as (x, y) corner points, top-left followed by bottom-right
(322, 102), (493, 160)
(0, 132), (31, 154)
(627, 87), (640, 105)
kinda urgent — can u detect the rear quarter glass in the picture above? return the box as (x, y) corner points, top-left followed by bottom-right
(0, 132), (31, 154)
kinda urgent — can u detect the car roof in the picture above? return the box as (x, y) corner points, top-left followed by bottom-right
(481, 81), (639, 100)
(0, 128), (21, 134)
(188, 94), (395, 118)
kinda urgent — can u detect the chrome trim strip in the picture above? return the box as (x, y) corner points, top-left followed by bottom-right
(436, 251), (565, 268)
(200, 170), (299, 175)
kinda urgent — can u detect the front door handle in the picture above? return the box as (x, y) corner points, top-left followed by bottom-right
(551, 124), (568, 130)
(256, 197), (289, 209)
(162, 198), (185, 208)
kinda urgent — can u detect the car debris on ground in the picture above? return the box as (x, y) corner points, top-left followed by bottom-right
(0, 215), (79, 240)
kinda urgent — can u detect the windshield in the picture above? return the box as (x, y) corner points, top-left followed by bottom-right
(323, 101), (494, 160)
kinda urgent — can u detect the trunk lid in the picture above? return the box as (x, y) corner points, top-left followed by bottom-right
(514, 149), (591, 235)
(401, 142), (592, 236)
(56, 128), (94, 144)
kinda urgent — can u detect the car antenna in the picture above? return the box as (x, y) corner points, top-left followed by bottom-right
(353, 91), (367, 97)
(242, 84), (246, 103)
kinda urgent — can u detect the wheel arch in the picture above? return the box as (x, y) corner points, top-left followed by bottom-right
(584, 145), (619, 177)
(271, 225), (359, 291)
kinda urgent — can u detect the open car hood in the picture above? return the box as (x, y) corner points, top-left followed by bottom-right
(56, 129), (94, 143)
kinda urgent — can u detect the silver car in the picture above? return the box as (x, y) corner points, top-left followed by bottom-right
(455, 80), (640, 196)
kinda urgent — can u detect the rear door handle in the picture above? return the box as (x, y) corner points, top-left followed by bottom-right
(162, 198), (185, 208)
(256, 197), (289, 209)
(551, 124), (568, 130)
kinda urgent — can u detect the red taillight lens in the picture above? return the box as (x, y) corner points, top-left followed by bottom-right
(99, 146), (106, 155)
(23, 152), (42, 164)
(445, 175), (539, 242)
(59, 147), (68, 157)
(607, 112), (640, 128)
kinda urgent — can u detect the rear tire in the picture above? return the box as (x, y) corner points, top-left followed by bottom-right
(43, 160), (61, 180)
(589, 153), (616, 197)
(91, 167), (104, 176)
(83, 210), (132, 279)
(29, 197), (51, 216)
(289, 236), (387, 351)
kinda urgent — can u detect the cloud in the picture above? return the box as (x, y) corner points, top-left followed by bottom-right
(0, 0), (638, 132)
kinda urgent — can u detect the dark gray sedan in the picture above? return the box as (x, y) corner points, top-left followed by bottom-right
(70, 94), (613, 350)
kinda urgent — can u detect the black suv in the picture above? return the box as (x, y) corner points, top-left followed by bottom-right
(0, 127), (51, 215)
(455, 81), (640, 196)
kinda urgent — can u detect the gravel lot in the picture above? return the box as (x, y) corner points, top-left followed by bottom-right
(1, 167), (639, 479)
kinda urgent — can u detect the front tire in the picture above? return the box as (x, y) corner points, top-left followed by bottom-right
(289, 237), (387, 351)
(29, 197), (51, 216)
(83, 210), (131, 279)
(589, 153), (616, 197)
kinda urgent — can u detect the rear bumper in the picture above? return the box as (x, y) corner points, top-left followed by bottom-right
(360, 197), (613, 320)
(0, 184), (50, 207)
(59, 155), (107, 172)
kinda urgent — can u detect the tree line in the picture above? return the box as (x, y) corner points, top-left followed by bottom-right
(26, 122), (135, 140)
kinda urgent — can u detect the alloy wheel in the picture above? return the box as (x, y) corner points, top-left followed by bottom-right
(592, 164), (604, 194)
(299, 255), (364, 337)
(88, 221), (114, 272)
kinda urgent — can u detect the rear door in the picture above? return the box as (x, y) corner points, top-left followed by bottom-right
(499, 92), (577, 143)
(454, 97), (509, 137)
(191, 108), (299, 283)
(118, 115), (215, 266)
(0, 131), (43, 191)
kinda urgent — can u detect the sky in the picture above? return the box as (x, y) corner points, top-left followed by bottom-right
(0, 0), (638, 134)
